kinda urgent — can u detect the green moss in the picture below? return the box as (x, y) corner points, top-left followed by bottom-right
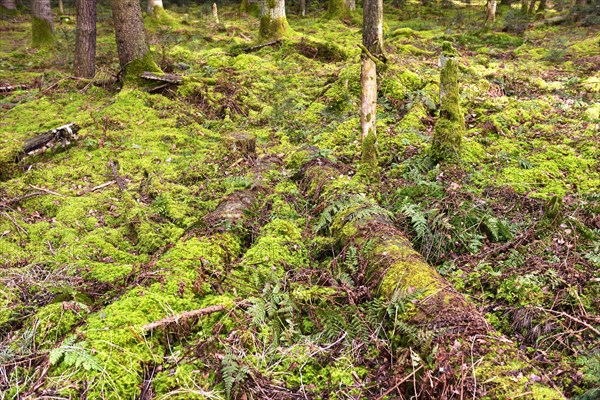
(259, 16), (289, 39)
(31, 16), (54, 48)
(430, 43), (465, 162)
(360, 130), (379, 182)
(123, 52), (162, 87)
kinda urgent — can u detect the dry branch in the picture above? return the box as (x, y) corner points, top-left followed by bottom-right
(141, 304), (226, 332)
(242, 40), (282, 53)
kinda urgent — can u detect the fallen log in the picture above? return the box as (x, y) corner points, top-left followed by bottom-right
(23, 123), (80, 155)
(140, 72), (183, 84)
(242, 39), (282, 53)
(297, 157), (564, 399)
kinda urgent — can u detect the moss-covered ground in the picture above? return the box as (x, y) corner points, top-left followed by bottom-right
(0, 2), (598, 398)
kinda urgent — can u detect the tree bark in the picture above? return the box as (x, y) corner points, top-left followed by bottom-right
(58, 0), (63, 14)
(298, 158), (566, 400)
(74, 0), (96, 78)
(30, 0), (54, 47)
(300, 0), (306, 16)
(259, 0), (288, 39)
(360, 0), (383, 181)
(485, 0), (497, 23)
(111, 0), (160, 84)
(147, 0), (163, 15)
(1, 0), (17, 10)
(212, 2), (219, 23)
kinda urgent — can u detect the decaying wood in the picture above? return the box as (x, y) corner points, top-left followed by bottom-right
(242, 40), (282, 53)
(227, 133), (257, 159)
(142, 304), (226, 332)
(22, 123), (80, 155)
(0, 84), (31, 94)
(140, 72), (183, 84)
(108, 159), (127, 191)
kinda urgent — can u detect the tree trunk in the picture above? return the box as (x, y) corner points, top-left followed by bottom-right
(212, 2), (219, 23)
(298, 158), (566, 400)
(360, 0), (383, 181)
(147, 0), (163, 15)
(362, 0), (384, 58)
(111, 0), (160, 84)
(259, 0), (288, 39)
(300, 0), (306, 16)
(74, 0), (96, 78)
(327, 0), (354, 17)
(537, 0), (546, 11)
(31, 0), (53, 47)
(528, 0), (536, 13)
(485, 0), (497, 22)
(360, 57), (378, 180)
(1, 0), (17, 10)
(431, 42), (464, 162)
(58, 0), (63, 14)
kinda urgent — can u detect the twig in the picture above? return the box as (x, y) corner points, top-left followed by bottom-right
(142, 305), (227, 332)
(535, 307), (600, 336)
(375, 364), (424, 400)
(243, 39), (282, 53)
(0, 191), (43, 210)
(28, 184), (65, 197)
(108, 159), (126, 191)
(2, 211), (28, 237)
(77, 181), (115, 196)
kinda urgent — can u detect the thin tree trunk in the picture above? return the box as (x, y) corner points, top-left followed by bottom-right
(485, 0), (497, 22)
(74, 0), (96, 78)
(300, 0), (306, 16)
(31, 0), (53, 47)
(147, 0), (163, 15)
(360, 0), (383, 180)
(1, 0), (17, 10)
(58, 0), (63, 13)
(537, 0), (546, 11)
(259, 0), (287, 39)
(111, 0), (160, 84)
(212, 2), (219, 23)
(345, 0), (355, 11)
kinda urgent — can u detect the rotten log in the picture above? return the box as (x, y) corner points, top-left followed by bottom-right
(297, 157), (565, 399)
(22, 123), (80, 155)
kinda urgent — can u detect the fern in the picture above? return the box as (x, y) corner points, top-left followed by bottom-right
(401, 203), (429, 241)
(49, 335), (100, 372)
(221, 350), (249, 400)
(316, 195), (393, 234)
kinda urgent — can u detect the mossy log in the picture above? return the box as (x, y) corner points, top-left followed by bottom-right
(23, 123), (80, 155)
(298, 157), (565, 399)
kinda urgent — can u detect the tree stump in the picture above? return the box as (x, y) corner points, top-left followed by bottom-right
(227, 133), (256, 159)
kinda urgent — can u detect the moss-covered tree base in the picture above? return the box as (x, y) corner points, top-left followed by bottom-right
(121, 52), (162, 87)
(259, 16), (289, 39)
(31, 16), (54, 47)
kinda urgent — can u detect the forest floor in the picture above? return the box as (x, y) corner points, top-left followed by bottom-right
(0, 2), (599, 399)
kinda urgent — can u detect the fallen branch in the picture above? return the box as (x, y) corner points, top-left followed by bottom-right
(141, 72), (182, 84)
(0, 191), (43, 210)
(28, 184), (65, 197)
(108, 159), (126, 191)
(22, 123), (80, 155)
(535, 307), (600, 337)
(243, 39), (282, 53)
(77, 180), (115, 196)
(142, 305), (226, 332)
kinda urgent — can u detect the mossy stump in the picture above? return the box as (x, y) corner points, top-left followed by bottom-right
(430, 42), (465, 163)
(227, 133), (257, 160)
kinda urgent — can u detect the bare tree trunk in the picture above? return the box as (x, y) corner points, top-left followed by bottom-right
(111, 0), (160, 84)
(31, 0), (53, 47)
(147, 0), (163, 15)
(58, 0), (63, 13)
(300, 0), (306, 16)
(360, 0), (384, 180)
(74, 0), (96, 78)
(485, 0), (497, 22)
(259, 0), (288, 39)
(212, 2), (219, 23)
(1, 0), (17, 9)
(345, 0), (356, 11)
